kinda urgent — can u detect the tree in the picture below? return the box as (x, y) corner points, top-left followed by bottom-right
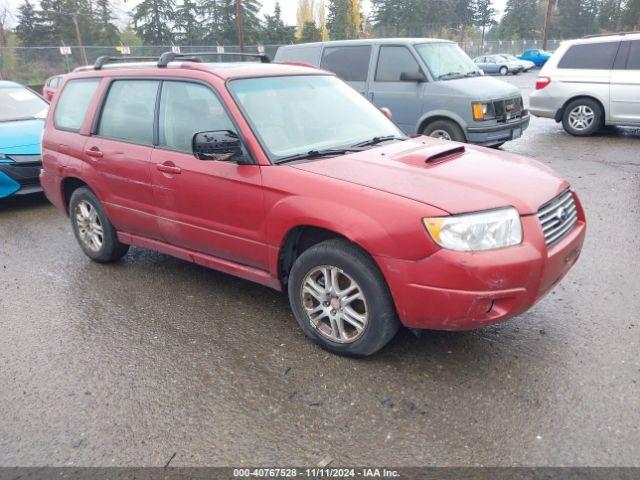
(15, 0), (42, 45)
(299, 19), (323, 42)
(296, 0), (315, 38)
(132, 0), (176, 44)
(551, 0), (600, 38)
(94, 0), (120, 45)
(622, 0), (640, 29)
(474, 0), (497, 45)
(261, 2), (296, 44)
(327, 0), (361, 39)
(450, 0), (476, 42)
(174, 0), (202, 45)
(217, 0), (263, 45)
(497, 0), (541, 39)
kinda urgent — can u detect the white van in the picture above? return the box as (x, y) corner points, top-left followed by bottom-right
(530, 32), (640, 136)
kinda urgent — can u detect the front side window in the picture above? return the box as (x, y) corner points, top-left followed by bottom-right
(229, 75), (403, 161)
(375, 46), (421, 82)
(0, 86), (49, 123)
(158, 81), (236, 153)
(98, 80), (159, 145)
(558, 42), (619, 69)
(320, 46), (371, 82)
(415, 42), (479, 79)
(53, 79), (99, 131)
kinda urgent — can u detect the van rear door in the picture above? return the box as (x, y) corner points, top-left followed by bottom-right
(610, 40), (640, 125)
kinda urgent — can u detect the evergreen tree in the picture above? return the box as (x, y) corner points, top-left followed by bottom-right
(94, 0), (120, 45)
(327, 0), (361, 40)
(450, 0), (476, 41)
(497, 0), (541, 39)
(218, 0), (263, 45)
(261, 2), (296, 44)
(175, 0), (202, 45)
(299, 19), (322, 42)
(474, 0), (497, 45)
(132, 0), (176, 44)
(15, 0), (44, 45)
(622, 0), (640, 29)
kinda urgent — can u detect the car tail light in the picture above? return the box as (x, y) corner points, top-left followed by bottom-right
(535, 77), (551, 90)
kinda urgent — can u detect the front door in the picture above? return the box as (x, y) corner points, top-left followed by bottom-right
(610, 40), (640, 125)
(150, 80), (268, 270)
(368, 45), (426, 134)
(86, 79), (161, 240)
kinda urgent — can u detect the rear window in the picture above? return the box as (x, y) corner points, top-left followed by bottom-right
(558, 42), (619, 69)
(627, 40), (640, 69)
(54, 79), (100, 131)
(320, 46), (371, 82)
(98, 80), (159, 145)
(276, 45), (322, 65)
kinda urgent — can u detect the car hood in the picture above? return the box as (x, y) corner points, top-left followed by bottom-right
(290, 137), (568, 215)
(430, 75), (521, 101)
(0, 119), (44, 154)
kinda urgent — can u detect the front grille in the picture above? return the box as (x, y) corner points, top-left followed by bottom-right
(537, 189), (578, 246)
(493, 97), (524, 122)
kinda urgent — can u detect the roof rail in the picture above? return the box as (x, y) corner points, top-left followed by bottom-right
(94, 55), (158, 70)
(583, 30), (640, 38)
(157, 51), (271, 67)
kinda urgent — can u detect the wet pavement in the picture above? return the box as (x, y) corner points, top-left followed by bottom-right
(1, 70), (639, 466)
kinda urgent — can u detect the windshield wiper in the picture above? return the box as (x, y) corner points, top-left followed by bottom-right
(437, 72), (464, 80)
(0, 116), (44, 123)
(351, 135), (406, 148)
(275, 148), (361, 164)
(465, 71), (481, 77)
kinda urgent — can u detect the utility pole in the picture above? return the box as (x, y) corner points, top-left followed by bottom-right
(71, 14), (88, 66)
(542, 0), (554, 51)
(236, 0), (244, 53)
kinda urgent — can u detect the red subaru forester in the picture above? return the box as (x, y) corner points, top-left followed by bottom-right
(40, 53), (586, 356)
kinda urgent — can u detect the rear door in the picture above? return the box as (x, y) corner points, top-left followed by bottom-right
(84, 79), (161, 240)
(319, 45), (372, 95)
(368, 45), (426, 133)
(610, 40), (640, 125)
(150, 80), (267, 270)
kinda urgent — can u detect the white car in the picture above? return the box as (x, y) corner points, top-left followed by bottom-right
(530, 32), (640, 136)
(498, 54), (535, 72)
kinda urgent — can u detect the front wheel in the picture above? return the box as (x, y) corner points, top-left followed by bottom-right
(421, 119), (465, 142)
(499, 66), (508, 76)
(69, 187), (129, 263)
(288, 239), (400, 357)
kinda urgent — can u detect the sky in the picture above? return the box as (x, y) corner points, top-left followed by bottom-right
(2, 0), (506, 30)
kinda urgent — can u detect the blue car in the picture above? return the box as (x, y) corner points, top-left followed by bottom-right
(517, 49), (552, 67)
(0, 81), (49, 199)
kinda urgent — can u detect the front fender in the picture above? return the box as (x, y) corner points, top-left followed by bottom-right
(416, 110), (469, 140)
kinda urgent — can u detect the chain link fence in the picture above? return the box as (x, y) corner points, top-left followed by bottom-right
(1, 40), (564, 86)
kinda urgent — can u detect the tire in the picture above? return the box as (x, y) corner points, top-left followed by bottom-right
(421, 119), (465, 142)
(499, 66), (508, 76)
(489, 142), (506, 149)
(69, 187), (129, 263)
(561, 98), (603, 136)
(288, 238), (400, 357)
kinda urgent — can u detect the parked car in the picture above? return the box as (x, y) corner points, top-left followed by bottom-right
(0, 81), (48, 199)
(473, 54), (524, 75)
(517, 49), (552, 66)
(530, 32), (640, 136)
(275, 39), (529, 148)
(40, 54), (586, 356)
(42, 74), (64, 101)
(497, 54), (536, 72)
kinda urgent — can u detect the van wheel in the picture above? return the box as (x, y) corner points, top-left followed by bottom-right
(499, 66), (508, 75)
(69, 187), (129, 263)
(562, 98), (602, 136)
(288, 238), (400, 357)
(422, 119), (465, 142)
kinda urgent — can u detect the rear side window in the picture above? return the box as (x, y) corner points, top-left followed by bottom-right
(627, 40), (640, 69)
(54, 79), (100, 131)
(558, 42), (619, 69)
(49, 77), (60, 88)
(158, 81), (236, 153)
(320, 46), (371, 82)
(98, 80), (159, 145)
(375, 46), (421, 81)
(277, 45), (322, 65)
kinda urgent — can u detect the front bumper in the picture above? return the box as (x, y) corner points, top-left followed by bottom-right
(466, 114), (530, 146)
(0, 159), (43, 198)
(376, 202), (586, 331)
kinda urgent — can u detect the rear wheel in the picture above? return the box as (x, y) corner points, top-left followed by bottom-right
(562, 98), (602, 136)
(69, 187), (129, 263)
(288, 239), (400, 357)
(422, 119), (465, 142)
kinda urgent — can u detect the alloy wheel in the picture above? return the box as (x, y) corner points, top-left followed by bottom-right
(300, 265), (368, 344)
(429, 129), (452, 141)
(568, 105), (595, 131)
(75, 200), (104, 252)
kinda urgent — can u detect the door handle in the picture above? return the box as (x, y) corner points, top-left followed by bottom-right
(85, 147), (103, 158)
(157, 162), (182, 175)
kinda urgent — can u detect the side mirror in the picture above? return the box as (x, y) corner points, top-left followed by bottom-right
(380, 107), (393, 120)
(192, 130), (245, 162)
(399, 71), (427, 82)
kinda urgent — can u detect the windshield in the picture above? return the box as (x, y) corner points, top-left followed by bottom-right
(0, 87), (49, 122)
(415, 43), (480, 79)
(228, 75), (404, 161)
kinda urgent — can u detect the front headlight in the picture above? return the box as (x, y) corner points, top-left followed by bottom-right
(423, 207), (522, 251)
(472, 101), (496, 121)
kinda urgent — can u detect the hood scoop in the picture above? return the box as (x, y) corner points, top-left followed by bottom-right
(391, 144), (467, 168)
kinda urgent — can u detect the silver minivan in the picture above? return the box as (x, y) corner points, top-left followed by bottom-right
(275, 38), (530, 147)
(530, 32), (640, 136)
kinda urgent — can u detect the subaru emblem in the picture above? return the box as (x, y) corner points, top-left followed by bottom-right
(556, 207), (569, 221)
